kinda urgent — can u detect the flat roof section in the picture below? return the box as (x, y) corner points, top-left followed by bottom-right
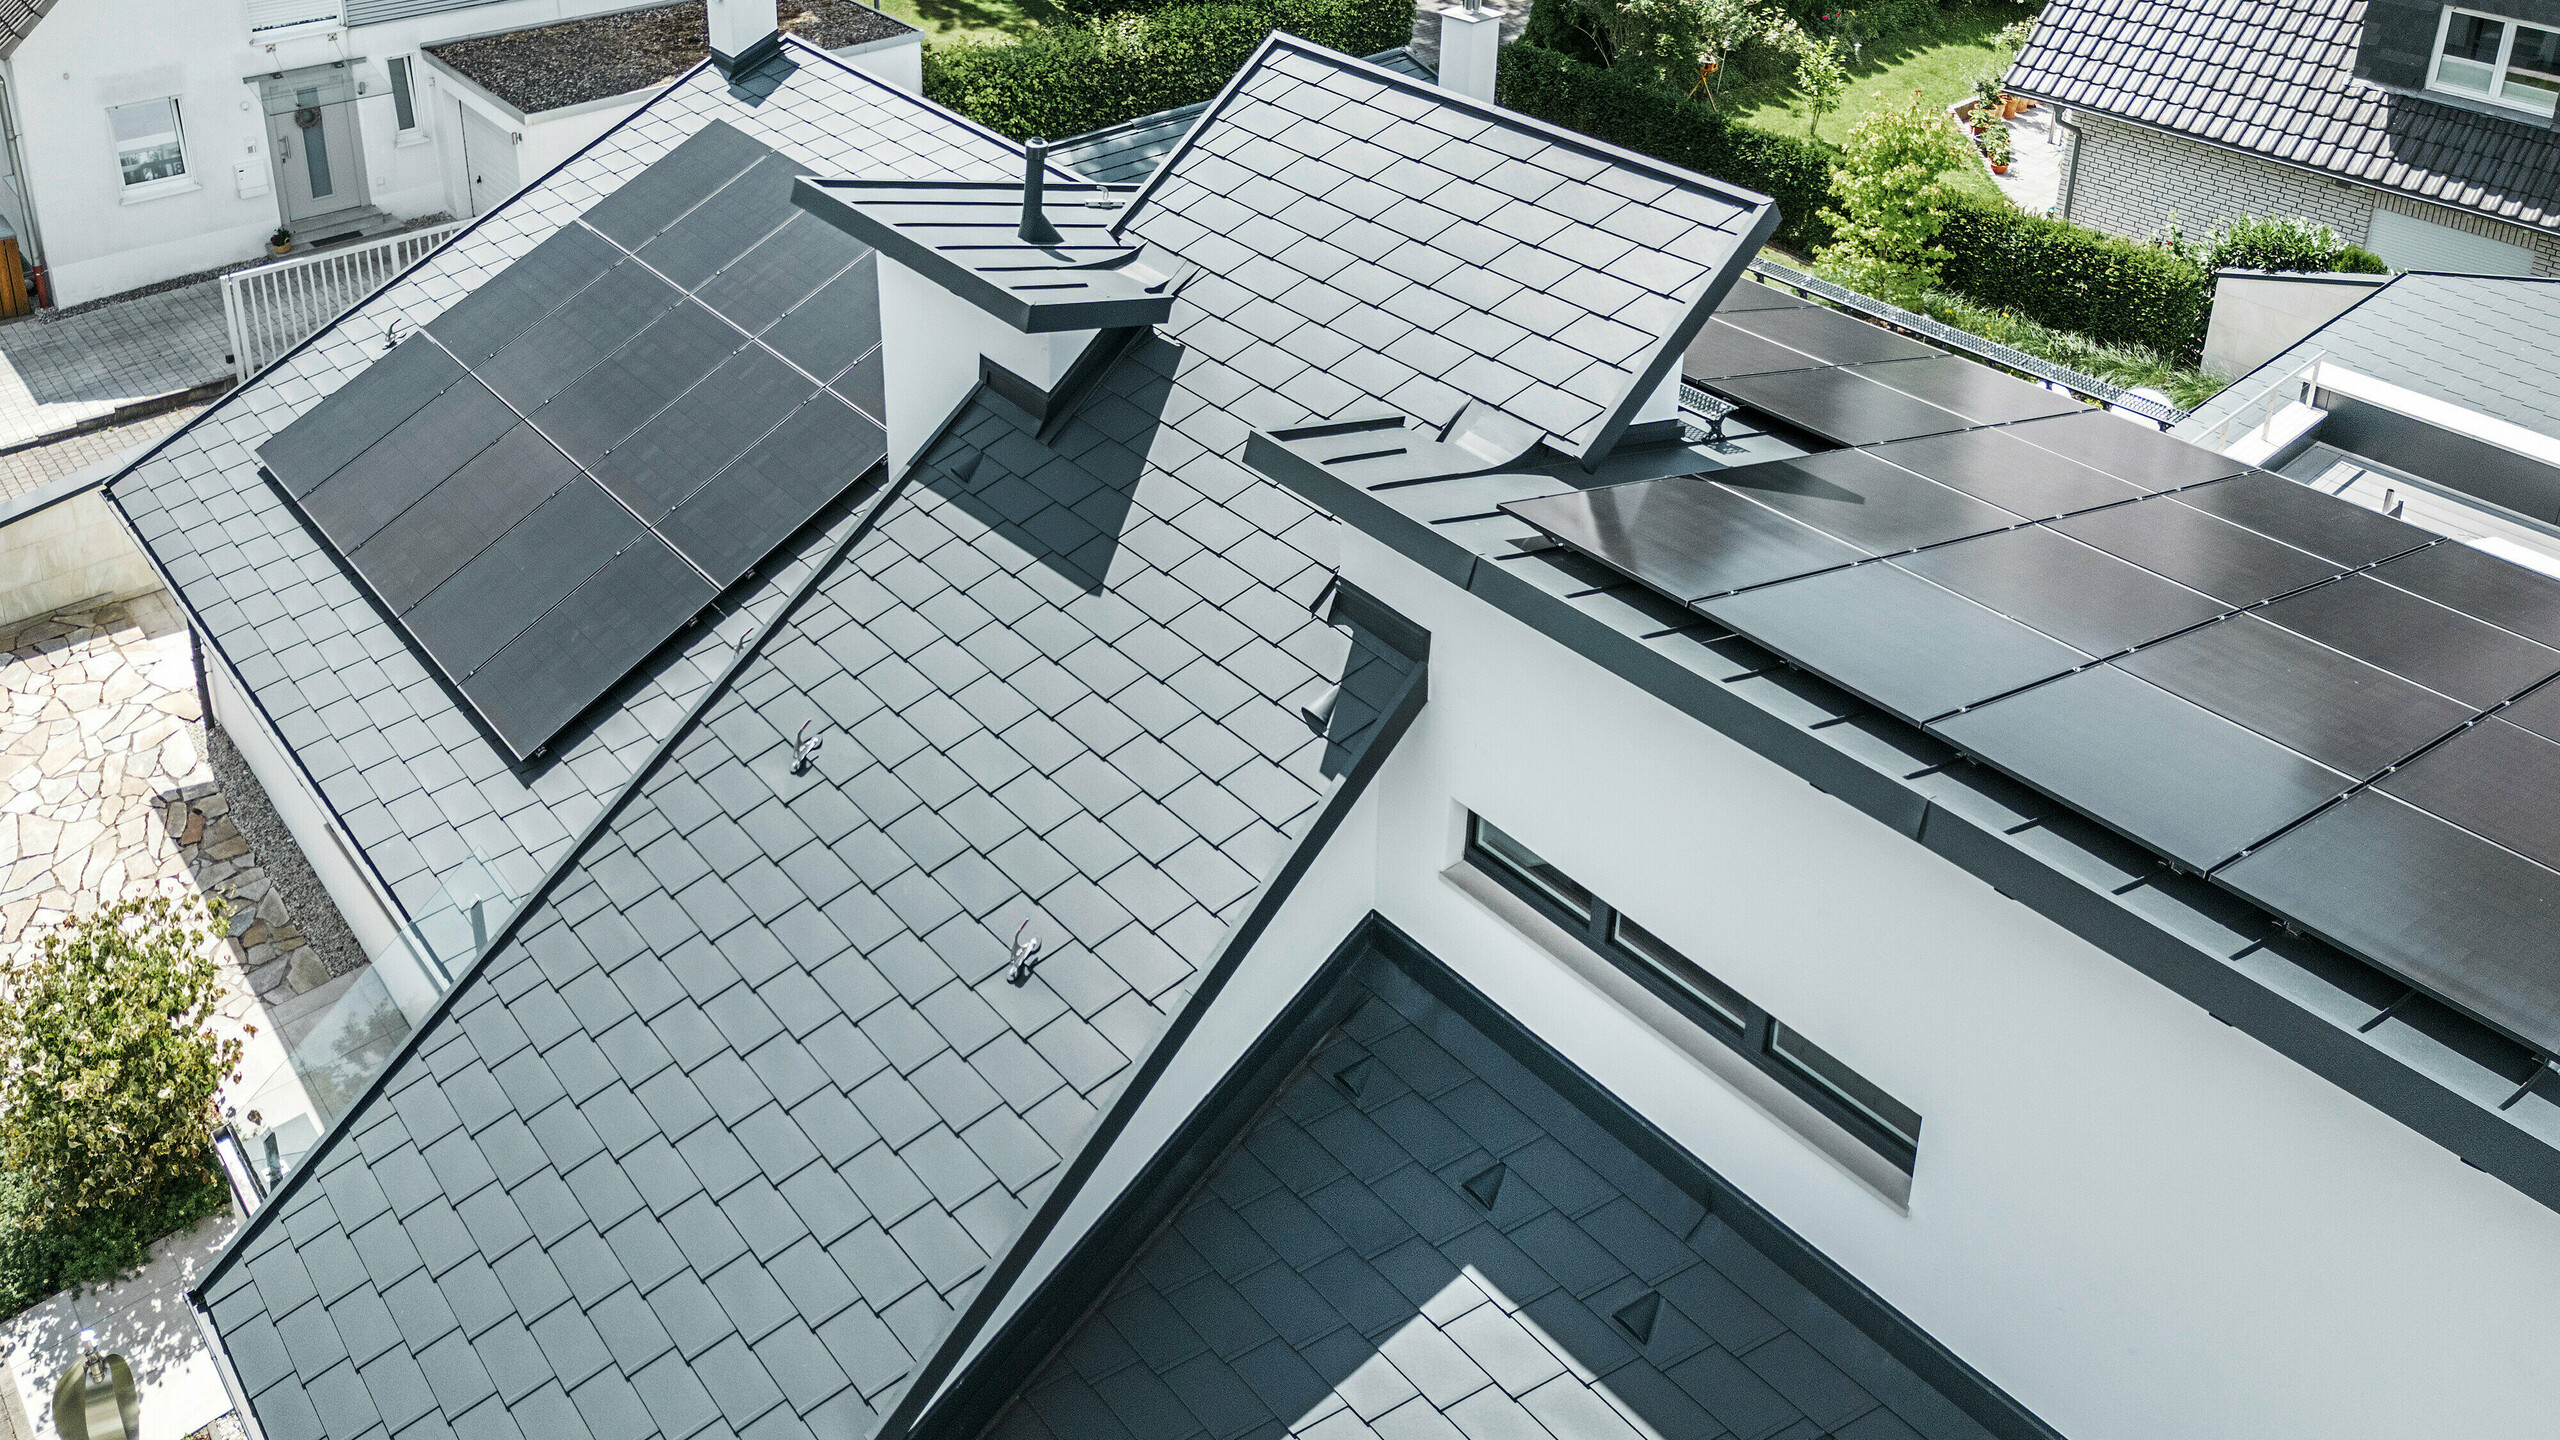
(426, 0), (913, 115)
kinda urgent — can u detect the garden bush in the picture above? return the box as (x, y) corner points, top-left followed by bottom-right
(0, 895), (239, 1312)
(2191, 213), (2390, 276)
(1498, 43), (1840, 250)
(1935, 196), (2213, 357)
(924, 0), (1411, 140)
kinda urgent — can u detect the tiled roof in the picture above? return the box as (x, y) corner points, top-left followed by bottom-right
(2007, 0), (2560, 233)
(1120, 40), (1776, 459)
(110, 44), (1024, 951)
(996, 956), (1999, 1440)
(2178, 273), (2560, 440)
(1049, 48), (1435, 185)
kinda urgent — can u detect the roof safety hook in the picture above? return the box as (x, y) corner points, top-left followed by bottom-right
(383, 319), (407, 353)
(1006, 920), (1043, 986)
(792, 720), (823, 775)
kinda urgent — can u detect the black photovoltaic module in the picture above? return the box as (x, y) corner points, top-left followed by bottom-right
(259, 122), (889, 760)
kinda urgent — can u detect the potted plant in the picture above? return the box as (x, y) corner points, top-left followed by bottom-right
(268, 228), (292, 256)
(1982, 122), (2013, 174)
(1969, 73), (2002, 130)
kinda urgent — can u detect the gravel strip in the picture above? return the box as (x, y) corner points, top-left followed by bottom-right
(429, 0), (913, 114)
(204, 723), (368, 981)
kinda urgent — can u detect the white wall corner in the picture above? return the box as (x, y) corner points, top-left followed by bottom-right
(876, 256), (1097, 474)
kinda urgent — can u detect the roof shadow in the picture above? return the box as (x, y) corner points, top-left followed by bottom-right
(994, 943), (2019, 1440)
(916, 365), (1171, 597)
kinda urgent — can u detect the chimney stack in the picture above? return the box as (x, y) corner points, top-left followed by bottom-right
(1437, 2), (1500, 103)
(707, 0), (783, 75)
(1019, 140), (1062, 245)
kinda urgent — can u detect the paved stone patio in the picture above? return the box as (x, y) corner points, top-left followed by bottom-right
(0, 407), (205, 508)
(0, 286), (227, 451)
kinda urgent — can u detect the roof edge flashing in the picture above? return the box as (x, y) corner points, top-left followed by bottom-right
(793, 176), (1177, 333)
(1246, 401), (1552, 493)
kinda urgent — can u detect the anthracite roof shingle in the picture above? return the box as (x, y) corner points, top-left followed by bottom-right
(2007, 0), (2560, 234)
(993, 959), (2000, 1440)
(1049, 47), (1438, 186)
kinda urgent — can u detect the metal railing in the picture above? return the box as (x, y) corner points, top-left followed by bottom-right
(2206, 350), (2326, 454)
(221, 221), (462, 381)
(1744, 258), (2188, 430)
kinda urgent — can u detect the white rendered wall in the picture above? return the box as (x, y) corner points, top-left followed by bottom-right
(1337, 526), (2560, 1440)
(203, 654), (446, 1025)
(877, 257), (1096, 473)
(0, 492), (159, 627)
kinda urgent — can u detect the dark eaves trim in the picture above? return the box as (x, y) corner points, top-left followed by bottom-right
(2005, 81), (2560, 237)
(1267, 452), (2560, 1216)
(874, 630), (1432, 1440)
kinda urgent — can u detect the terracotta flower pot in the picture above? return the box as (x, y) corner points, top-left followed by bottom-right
(1991, 162), (2009, 174)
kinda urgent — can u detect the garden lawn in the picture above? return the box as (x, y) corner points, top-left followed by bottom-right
(881, 0), (1063, 49)
(1726, 5), (2036, 202)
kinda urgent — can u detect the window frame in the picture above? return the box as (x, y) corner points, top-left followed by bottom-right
(2426, 5), (2560, 117)
(388, 56), (424, 139)
(1461, 812), (1921, 1172)
(107, 96), (191, 197)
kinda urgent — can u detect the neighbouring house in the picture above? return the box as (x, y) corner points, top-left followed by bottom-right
(0, 0), (915, 308)
(95, 18), (2560, 1440)
(2006, 0), (2560, 275)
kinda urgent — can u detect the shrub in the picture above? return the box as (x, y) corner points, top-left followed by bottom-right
(1816, 91), (1969, 303)
(1917, 288), (2231, 410)
(924, 0), (1411, 140)
(2192, 213), (2393, 276)
(1498, 43), (1839, 250)
(0, 895), (241, 1234)
(1935, 195), (2213, 357)
(0, 1164), (227, 1315)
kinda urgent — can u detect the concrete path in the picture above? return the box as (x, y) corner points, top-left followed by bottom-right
(0, 1215), (241, 1440)
(1992, 103), (2066, 216)
(0, 284), (228, 452)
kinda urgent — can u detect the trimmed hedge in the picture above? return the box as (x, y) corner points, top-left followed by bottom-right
(0, 1162), (227, 1316)
(1496, 44), (1839, 251)
(1935, 196), (2211, 358)
(924, 0), (1412, 140)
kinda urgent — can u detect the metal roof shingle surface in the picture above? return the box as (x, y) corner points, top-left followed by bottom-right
(1049, 47), (1437, 185)
(996, 965), (1997, 1440)
(1122, 41), (1769, 454)
(2007, 0), (2560, 232)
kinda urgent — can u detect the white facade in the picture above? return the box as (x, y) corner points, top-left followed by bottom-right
(1316, 524), (2560, 1440)
(0, 0), (921, 308)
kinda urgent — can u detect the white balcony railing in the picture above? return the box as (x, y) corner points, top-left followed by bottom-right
(221, 221), (461, 381)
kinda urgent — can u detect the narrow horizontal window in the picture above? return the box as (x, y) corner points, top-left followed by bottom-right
(1468, 815), (1593, 921)
(1610, 912), (1747, 1032)
(1768, 1022), (1922, 1153)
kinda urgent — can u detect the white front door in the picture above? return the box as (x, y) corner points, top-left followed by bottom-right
(261, 68), (368, 228)
(458, 104), (518, 217)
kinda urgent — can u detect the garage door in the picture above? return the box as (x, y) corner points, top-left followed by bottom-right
(2366, 208), (2536, 275)
(457, 104), (519, 217)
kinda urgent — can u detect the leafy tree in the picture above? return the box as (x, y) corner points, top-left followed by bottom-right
(2201, 214), (2390, 274)
(0, 895), (242, 1234)
(1533, 0), (1785, 94)
(1816, 89), (1970, 303)
(1790, 32), (1849, 136)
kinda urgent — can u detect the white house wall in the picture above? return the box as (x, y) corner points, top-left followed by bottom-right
(1338, 525), (2560, 1440)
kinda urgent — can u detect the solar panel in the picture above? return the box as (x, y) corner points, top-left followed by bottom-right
(2494, 677), (2560, 745)
(1849, 356), (2086, 428)
(1697, 563), (2089, 722)
(1891, 524), (2226, 655)
(2051, 493), (2341, 606)
(2001, 409), (2250, 491)
(2114, 614), (2473, 775)
(258, 337), (466, 497)
(2172, 470), (2434, 567)
(1503, 477), (1867, 602)
(831, 347), (886, 425)
(1933, 665), (2349, 870)
(1860, 427), (2148, 520)
(1711, 282), (1810, 313)
(2369, 540), (2560, 649)
(1707, 366), (1974, 447)
(258, 119), (889, 760)
(1683, 320), (1826, 382)
(1709, 449), (2022, 555)
(2256, 572), (2560, 707)
(2219, 789), (2560, 1052)
(1718, 304), (1939, 366)
(2379, 718), (2560, 871)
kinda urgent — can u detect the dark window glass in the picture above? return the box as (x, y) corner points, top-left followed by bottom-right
(2439, 12), (2504, 91)
(390, 57), (418, 132)
(1469, 815), (1594, 920)
(1768, 1022), (1922, 1152)
(1610, 913), (1748, 1032)
(2505, 24), (2560, 109)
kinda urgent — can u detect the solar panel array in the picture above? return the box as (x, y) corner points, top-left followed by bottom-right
(258, 122), (888, 760)
(1512, 315), (2560, 1058)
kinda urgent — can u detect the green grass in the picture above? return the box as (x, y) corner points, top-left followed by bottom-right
(1914, 288), (2230, 409)
(1724, 6), (2033, 202)
(882, 0), (1065, 50)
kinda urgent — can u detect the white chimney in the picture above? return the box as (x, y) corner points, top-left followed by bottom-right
(706, 0), (780, 74)
(1437, 4), (1500, 104)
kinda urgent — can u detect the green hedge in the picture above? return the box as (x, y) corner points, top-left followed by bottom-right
(1935, 196), (2211, 358)
(1496, 44), (1839, 251)
(924, 0), (1412, 141)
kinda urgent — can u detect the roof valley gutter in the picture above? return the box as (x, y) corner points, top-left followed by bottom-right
(186, 431), (930, 1308)
(872, 647), (1431, 1440)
